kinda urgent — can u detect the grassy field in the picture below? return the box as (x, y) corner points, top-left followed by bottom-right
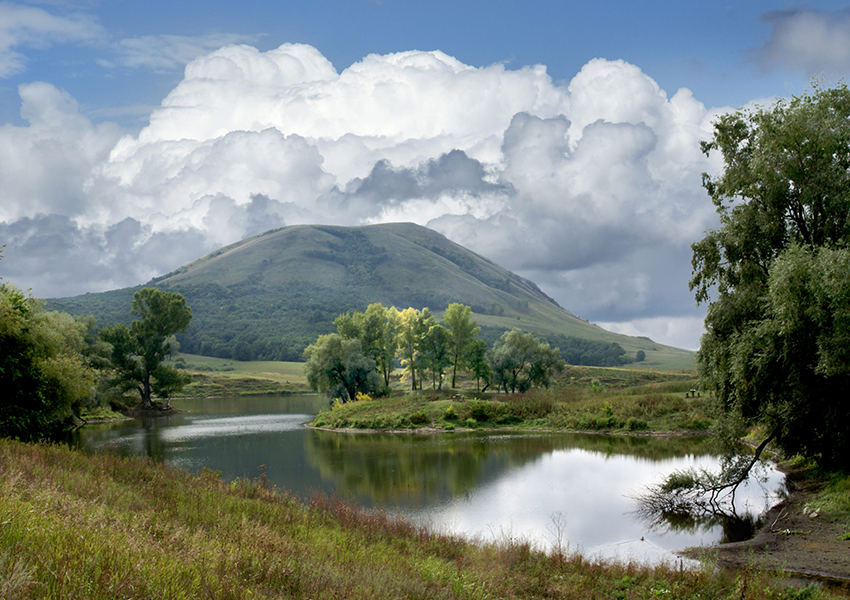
(174, 353), (311, 396)
(0, 438), (837, 600)
(311, 366), (709, 433)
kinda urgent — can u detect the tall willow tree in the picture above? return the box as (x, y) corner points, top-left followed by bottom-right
(692, 83), (850, 469)
(0, 284), (95, 439)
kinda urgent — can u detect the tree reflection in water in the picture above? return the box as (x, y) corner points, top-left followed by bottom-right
(633, 461), (787, 543)
(305, 429), (716, 505)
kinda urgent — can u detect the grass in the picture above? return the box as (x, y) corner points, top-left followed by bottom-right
(0, 438), (836, 599)
(782, 456), (850, 541)
(173, 353), (311, 396)
(312, 367), (712, 434)
(76, 406), (128, 422)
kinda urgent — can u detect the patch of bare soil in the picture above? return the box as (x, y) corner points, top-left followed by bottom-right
(687, 472), (850, 586)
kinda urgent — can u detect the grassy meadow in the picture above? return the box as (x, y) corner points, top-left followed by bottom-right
(173, 353), (311, 397)
(0, 438), (837, 600)
(311, 366), (709, 433)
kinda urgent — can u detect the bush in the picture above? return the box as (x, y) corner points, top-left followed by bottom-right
(469, 401), (490, 422)
(409, 410), (429, 425)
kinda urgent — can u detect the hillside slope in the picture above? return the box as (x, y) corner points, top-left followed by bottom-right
(47, 223), (693, 369)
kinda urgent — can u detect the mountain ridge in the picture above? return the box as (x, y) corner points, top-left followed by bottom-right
(46, 223), (693, 370)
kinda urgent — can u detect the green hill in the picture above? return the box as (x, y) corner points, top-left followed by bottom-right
(46, 223), (693, 369)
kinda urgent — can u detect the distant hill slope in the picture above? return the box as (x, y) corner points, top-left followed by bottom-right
(47, 223), (693, 369)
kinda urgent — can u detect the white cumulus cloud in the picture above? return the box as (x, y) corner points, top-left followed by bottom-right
(0, 42), (723, 348)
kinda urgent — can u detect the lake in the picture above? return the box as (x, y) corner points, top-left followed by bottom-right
(65, 394), (785, 565)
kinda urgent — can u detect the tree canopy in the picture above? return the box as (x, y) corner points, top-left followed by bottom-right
(306, 302), (567, 399)
(100, 288), (192, 408)
(487, 328), (562, 394)
(303, 334), (381, 403)
(0, 284), (95, 439)
(693, 83), (850, 469)
(443, 303), (480, 388)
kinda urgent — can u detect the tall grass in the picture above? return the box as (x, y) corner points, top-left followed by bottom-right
(0, 439), (831, 599)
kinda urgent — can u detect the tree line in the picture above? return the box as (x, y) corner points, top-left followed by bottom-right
(303, 302), (564, 402)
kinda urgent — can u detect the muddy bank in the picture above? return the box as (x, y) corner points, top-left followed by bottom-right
(686, 471), (850, 585)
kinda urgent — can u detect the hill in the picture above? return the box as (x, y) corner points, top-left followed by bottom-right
(46, 223), (693, 369)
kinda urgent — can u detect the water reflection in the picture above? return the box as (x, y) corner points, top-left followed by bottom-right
(632, 461), (785, 544)
(65, 396), (785, 563)
(304, 431), (717, 505)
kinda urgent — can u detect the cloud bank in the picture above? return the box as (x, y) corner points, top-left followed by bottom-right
(754, 8), (850, 76)
(0, 43), (724, 349)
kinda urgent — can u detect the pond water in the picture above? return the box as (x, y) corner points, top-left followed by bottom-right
(65, 395), (786, 564)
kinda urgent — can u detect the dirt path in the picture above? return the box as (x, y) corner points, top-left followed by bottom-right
(686, 472), (850, 586)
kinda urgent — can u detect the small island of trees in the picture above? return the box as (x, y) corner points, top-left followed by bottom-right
(304, 302), (564, 404)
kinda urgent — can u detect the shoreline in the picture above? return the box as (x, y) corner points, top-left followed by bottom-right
(79, 406), (849, 585)
(314, 422), (850, 585)
(685, 468), (850, 585)
(308, 423), (708, 437)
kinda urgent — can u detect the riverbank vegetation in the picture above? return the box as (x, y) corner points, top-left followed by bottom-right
(311, 366), (709, 433)
(0, 438), (838, 600)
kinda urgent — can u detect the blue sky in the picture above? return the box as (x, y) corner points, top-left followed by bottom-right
(1, 0), (849, 350)
(3, 1), (843, 127)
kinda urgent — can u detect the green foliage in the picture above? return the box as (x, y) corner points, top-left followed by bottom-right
(100, 288), (192, 408)
(694, 83), (850, 469)
(303, 334), (381, 403)
(396, 307), (426, 390)
(487, 328), (563, 393)
(443, 303), (481, 387)
(421, 317), (451, 390)
(336, 303), (400, 387)
(0, 284), (95, 439)
(481, 327), (633, 367)
(466, 338), (490, 392)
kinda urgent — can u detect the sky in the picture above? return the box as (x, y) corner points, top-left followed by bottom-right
(1, 1), (849, 351)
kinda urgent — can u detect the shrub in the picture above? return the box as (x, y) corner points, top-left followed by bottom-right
(409, 410), (429, 425)
(470, 401), (490, 422)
